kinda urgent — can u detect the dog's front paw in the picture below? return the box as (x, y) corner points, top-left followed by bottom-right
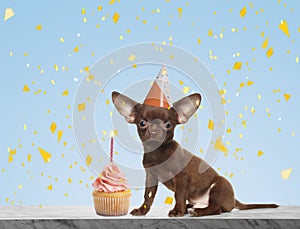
(130, 207), (148, 216)
(168, 209), (184, 217)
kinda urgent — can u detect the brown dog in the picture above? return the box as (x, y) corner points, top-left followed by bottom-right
(112, 91), (278, 217)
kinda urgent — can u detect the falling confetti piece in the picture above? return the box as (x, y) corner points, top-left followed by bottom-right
(177, 7), (183, 16)
(111, 129), (118, 137)
(4, 8), (14, 22)
(36, 24), (42, 30)
(109, 0), (116, 4)
(214, 138), (228, 153)
(262, 38), (269, 49)
(266, 47), (274, 58)
(38, 147), (52, 163)
(148, 192), (152, 198)
(57, 130), (63, 143)
(242, 120), (246, 128)
(281, 168), (292, 179)
(86, 155), (92, 167)
(81, 8), (86, 15)
(113, 12), (120, 24)
(106, 99), (110, 105)
(78, 103), (86, 111)
(50, 122), (57, 134)
(296, 56), (299, 63)
(208, 29), (213, 36)
(240, 6), (247, 18)
(73, 46), (79, 52)
(208, 119), (214, 130)
(258, 150), (264, 157)
(23, 85), (30, 92)
(47, 184), (53, 190)
(54, 64), (58, 72)
(128, 54), (136, 62)
(164, 196), (173, 205)
(284, 93), (291, 101)
(68, 178), (72, 184)
(60, 37), (64, 43)
(247, 80), (254, 86)
(18, 184), (23, 189)
(197, 38), (201, 44)
(279, 20), (290, 38)
(233, 62), (242, 70)
(62, 90), (68, 96)
(182, 86), (190, 94)
(27, 154), (31, 162)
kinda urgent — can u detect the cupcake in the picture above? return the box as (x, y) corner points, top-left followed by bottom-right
(92, 136), (131, 216)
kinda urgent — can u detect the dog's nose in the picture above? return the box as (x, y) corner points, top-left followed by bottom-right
(149, 124), (161, 136)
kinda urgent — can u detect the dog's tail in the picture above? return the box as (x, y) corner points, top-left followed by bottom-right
(235, 199), (279, 210)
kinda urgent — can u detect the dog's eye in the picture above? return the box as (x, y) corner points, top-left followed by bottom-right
(165, 121), (172, 129)
(139, 120), (147, 127)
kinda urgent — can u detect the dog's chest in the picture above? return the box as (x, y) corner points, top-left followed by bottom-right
(188, 183), (215, 208)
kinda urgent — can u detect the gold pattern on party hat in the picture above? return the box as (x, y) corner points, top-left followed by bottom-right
(143, 65), (172, 108)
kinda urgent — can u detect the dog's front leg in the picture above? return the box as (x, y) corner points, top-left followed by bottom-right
(169, 176), (187, 217)
(130, 169), (158, 216)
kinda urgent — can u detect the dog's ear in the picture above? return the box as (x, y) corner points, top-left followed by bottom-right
(112, 91), (139, 123)
(173, 93), (201, 124)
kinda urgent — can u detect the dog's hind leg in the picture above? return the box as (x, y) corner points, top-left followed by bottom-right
(189, 176), (235, 217)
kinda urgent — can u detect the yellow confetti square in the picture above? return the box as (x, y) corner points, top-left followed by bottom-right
(164, 196), (173, 205)
(4, 8), (15, 22)
(240, 6), (247, 18)
(54, 64), (58, 72)
(62, 90), (68, 96)
(266, 47), (274, 58)
(214, 138), (228, 153)
(182, 86), (190, 94)
(113, 12), (120, 24)
(208, 29), (213, 36)
(281, 168), (292, 179)
(38, 147), (51, 163)
(60, 37), (64, 43)
(284, 93), (291, 101)
(233, 62), (242, 70)
(279, 20), (290, 38)
(247, 80), (254, 86)
(258, 150), (264, 157)
(106, 99), (110, 105)
(208, 119), (214, 130)
(68, 178), (72, 184)
(78, 103), (86, 111)
(128, 54), (136, 62)
(50, 122), (57, 134)
(57, 130), (63, 143)
(27, 154), (31, 162)
(23, 85), (30, 92)
(81, 8), (86, 15)
(111, 129), (118, 137)
(47, 184), (53, 190)
(86, 155), (92, 167)
(73, 46), (79, 52)
(36, 24), (42, 30)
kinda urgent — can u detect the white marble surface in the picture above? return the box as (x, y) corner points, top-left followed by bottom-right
(0, 205), (299, 219)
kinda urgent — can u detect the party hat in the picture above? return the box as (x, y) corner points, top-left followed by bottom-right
(143, 65), (172, 108)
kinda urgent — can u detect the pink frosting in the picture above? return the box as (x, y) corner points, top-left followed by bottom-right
(92, 163), (128, 193)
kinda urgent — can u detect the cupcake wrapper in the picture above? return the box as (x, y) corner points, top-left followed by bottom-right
(93, 194), (131, 216)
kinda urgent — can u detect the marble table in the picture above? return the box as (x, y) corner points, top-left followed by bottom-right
(0, 206), (299, 228)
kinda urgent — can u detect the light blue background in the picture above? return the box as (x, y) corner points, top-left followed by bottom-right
(0, 0), (299, 207)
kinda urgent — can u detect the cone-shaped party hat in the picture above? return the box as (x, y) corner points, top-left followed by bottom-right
(143, 65), (172, 108)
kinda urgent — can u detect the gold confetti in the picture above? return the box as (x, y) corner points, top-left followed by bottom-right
(258, 150), (264, 157)
(81, 8), (86, 15)
(240, 6), (247, 18)
(242, 120), (246, 128)
(113, 12), (120, 24)
(208, 29), (213, 36)
(109, 0), (116, 4)
(57, 130), (63, 143)
(247, 80), (254, 86)
(106, 99), (110, 105)
(36, 24), (42, 30)
(73, 46), (79, 52)
(18, 184), (23, 189)
(27, 154), (31, 162)
(281, 168), (292, 179)
(78, 103), (86, 111)
(178, 7), (183, 16)
(182, 86), (190, 94)
(284, 93), (291, 101)
(51, 80), (55, 85)
(62, 90), (68, 96)
(262, 38), (269, 49)
(208, 119), (214, 130)
(279, 20), (290, 37)
(50, 122), (57, 134)
(111, 129), (118, 137)
(38, 147), (52, 163)
(83, 17), (87, 23)
(127, 55), (137, 63)
(60, 37), (64, 43)
(4, 8), (14, 22)
(233, 62), (242, 70)
(164, 196), (173, 205)
(197, 37), (201, 44)
(214, 138), (228, 153)
(23, 85), (30, 92)
(68, 178), (72, 184)
(47, 184), (53, 190)
(296, 56), (299, 63)
(266, 47), (274, 58)
(98, 5), (103, 11)
(257, 94), (262, 100)
(54, 64), (58, 72)
(86, 155), (92, 167)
